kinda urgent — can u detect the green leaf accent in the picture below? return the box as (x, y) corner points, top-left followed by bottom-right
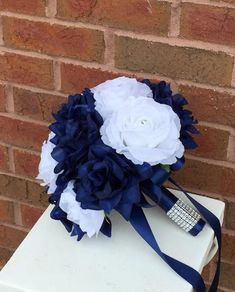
(160, 164), (170, 172)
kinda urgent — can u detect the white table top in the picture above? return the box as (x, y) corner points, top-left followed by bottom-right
(0, 189), (225, 292)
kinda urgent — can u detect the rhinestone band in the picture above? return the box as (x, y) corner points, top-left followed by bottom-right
(166, 199), (201, 232)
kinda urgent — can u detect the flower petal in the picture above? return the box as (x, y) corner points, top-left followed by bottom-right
(59, 182), (104, 237)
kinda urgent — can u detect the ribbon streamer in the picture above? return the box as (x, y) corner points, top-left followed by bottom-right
(169, 178), (221, 292)
(126, 178), (221, 292)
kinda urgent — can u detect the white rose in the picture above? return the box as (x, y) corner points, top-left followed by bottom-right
(91, 76), (153, 119)
(100, 97), (184, 166)
(59, 181), (104, 237)
(36, 132), (59, 194)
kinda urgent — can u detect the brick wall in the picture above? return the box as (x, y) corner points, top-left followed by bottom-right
(0, 0), (234, 290)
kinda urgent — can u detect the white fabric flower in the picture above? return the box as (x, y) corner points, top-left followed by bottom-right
(100, 96), (184, 166)
(59, 181), (104, 237)
(36, 132), (59, 194)
(91, 76), (153, 119)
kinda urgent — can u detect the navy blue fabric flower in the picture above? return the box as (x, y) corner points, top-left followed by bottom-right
(74, 143), (153, 219)
(141, 80), (198, 149)
(49, 89), (103, 200)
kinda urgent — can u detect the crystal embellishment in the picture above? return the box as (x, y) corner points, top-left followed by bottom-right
(166, 199), (202, 232)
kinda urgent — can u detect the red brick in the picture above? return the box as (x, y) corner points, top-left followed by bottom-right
(0, 174), (48, 208)
(0, 0), (46, 16)
(61, 63), (122, 93)
(179, 85), (235, 128)
(219, 262), (235, 290)
(215, 0), (235, 4)
(225, 201), (235, 230)
(14, 149), (40, 178)
(0, 224), (27, 249)
(0, 84), (6, 112)
(115, 36), (233, 87)
(27, 180), (49, 208)
(57, 0), (171, 36)
(21, 204), (44, 228)
(0, 52), (54, 90)
(222, 232), (235, 264)
(0, 199), (14, 223)
(13, 87), (66, 122)
(181, 4), (235, 47)
(0, 115), (48, 151)
(172, 159), (235, 198)
(0, 174), (27, 201)
(0, 144), (9, 171)
(189, 125), (230, 161)
(202, 263), (211, 281)
(3, 17), (105, 63)
(58, 0), (97, 17)
(0, 246), (14, 268)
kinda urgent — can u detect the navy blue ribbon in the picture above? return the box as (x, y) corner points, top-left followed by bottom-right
(168, 178), (221, 292)
(129, 205), (206, 291)
(126, 178), (221, 292)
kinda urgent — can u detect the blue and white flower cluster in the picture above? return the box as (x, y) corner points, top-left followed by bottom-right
(37, 77), (198, 240)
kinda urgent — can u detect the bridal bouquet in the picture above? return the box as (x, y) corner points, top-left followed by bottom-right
(37, 77), (221, 292)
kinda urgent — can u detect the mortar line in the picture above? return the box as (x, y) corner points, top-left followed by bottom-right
(53, 59), (61, 91)
(227, 135), (235, 163)
(46, 0), (57, 18)
(0, 112), (49, 127)
(0, 16), (3, 46)
(13, 201), (23, 226)
(185, 153), (235, 169)
(198, 121), (235, 134)
(169, 0), (181, 38)
(158, 0), (235, 9)
(5, 84), (14, 113)
(7, 146), (15, 173)
(104, 29), (115, 66)
(0, 80), (67, 97)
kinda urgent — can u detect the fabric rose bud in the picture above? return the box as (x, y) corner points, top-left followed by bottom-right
(100, 96), (184, 166)
(59, 181), (104, 237)
(74, 144), (142, 216)
(74, 158), (126, 213)
(37, 132), (59, 194)
(91, 76), (153, 120)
